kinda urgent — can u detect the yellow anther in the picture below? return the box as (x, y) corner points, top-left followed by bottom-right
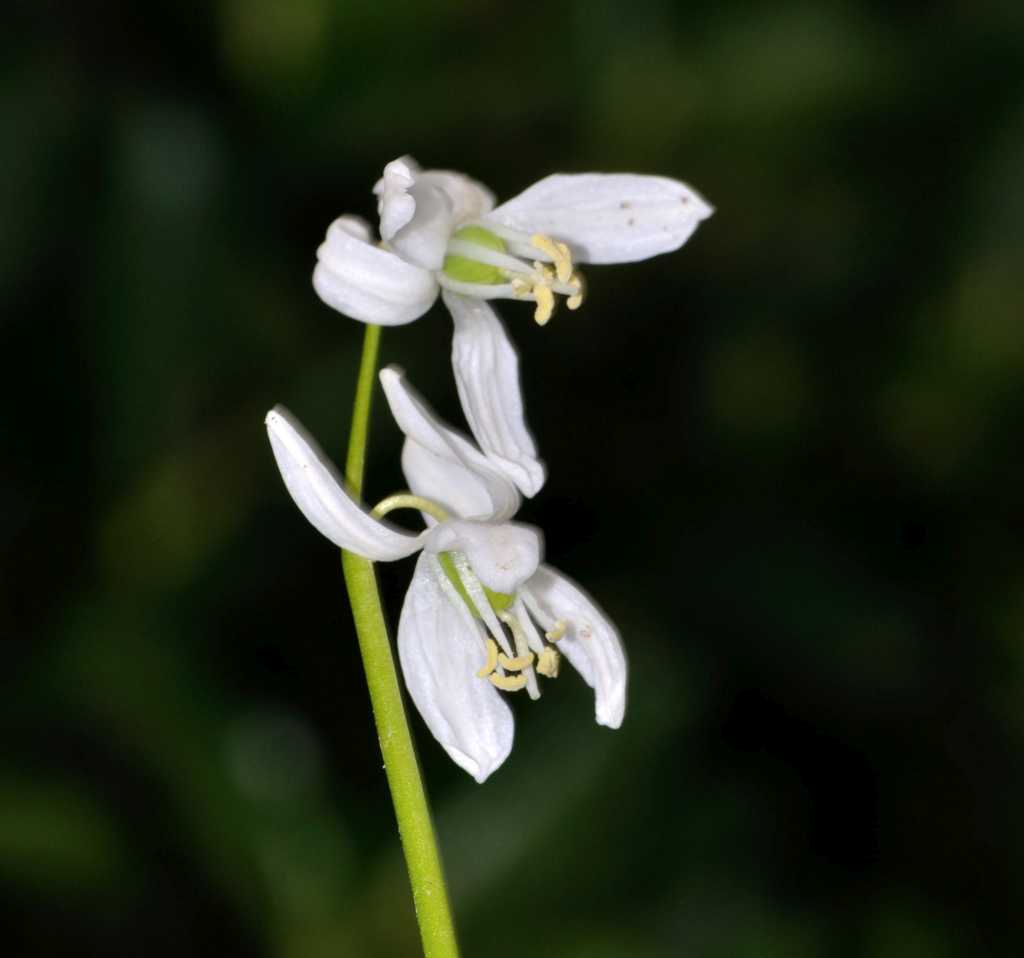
(566, 274), (584, 311)
(531, 234), (574, 284)
(533, 285), (555, 325)
(537, 647), (561, 678)
(510, 255), (580, 325)
(488, 672), (528, 691)
(475, 638), (499, 678)
(545, 619), (567, 642)
(498, 651), (535, 671)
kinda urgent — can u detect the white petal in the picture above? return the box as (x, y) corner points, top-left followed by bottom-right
(444, 291), (546, 497)
(380, 366), (520, 522)
(386, 184), (454, 271)
(425, 519), (541, 596)
(487, 173), (713, 264)
(372, 156), (455, 271)
(401, 439), (499, 523)
(523, 565), (627, 728)
(313, 215), (438, 325)
(373, 157), (419, 240)
(398, 553), (514, 783)
(416, 168), (496, 225)
(265, 406), (424, 561)
(328, 214), (374, 244)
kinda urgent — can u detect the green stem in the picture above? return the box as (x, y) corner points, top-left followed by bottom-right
(341, 324), (462, 958)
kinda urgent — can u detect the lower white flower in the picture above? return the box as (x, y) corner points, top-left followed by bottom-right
(313, 155), (713, 498)
(265, 367), (627, 783)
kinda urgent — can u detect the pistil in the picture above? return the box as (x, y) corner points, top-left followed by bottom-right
(439, 224), (586, 324)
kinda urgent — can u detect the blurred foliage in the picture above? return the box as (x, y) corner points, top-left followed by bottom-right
(3, 0), (1024, 954)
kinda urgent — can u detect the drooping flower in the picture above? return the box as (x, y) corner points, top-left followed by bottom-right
(265, 366), (627, 783)
(313, 156), (713, 497)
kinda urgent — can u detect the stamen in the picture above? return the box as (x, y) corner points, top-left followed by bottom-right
(537, 647), (561, 678)
(452, 553), (514, 657)
(545, 619), (568, 642)
(519, 589), (558, 632)
(497, 651), (535, 671)
(499, 609), (541, 700)
(476, 638), (499, 678)
(498, 610), (529, 651)
(467, 221), (548, 253)
(488, 672), (528, 691)
(533, 285), (555, 326)
(566, 274), (584, 311)
(510, 277), (531, 299)
(531, 234), (574, 284)
(513, 599), (547, 655)
(436, 274), (520, 299)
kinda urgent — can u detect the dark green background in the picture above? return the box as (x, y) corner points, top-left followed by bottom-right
(4, 2), (1023, 954)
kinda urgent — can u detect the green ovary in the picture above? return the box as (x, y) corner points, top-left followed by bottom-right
(442, 226), (507, 285)
(437, 551), (514, 617)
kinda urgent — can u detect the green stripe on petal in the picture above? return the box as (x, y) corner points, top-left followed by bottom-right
(438, 551), (514, 617)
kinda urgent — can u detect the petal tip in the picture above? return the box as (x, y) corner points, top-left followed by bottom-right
(692, 193), (715, 220)
(378, 365), (405, 390)
(596, 702), (625, 730)
(265, 405), (294, 434)
(463, 741), (511, 784)
(471, 763), (494, 785)
(520, 459), (547, 498)
(490, 453), (546, 498)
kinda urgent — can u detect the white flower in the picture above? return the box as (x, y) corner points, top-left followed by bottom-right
(265, 366), (627, 783)
(313, 155), (713, 498)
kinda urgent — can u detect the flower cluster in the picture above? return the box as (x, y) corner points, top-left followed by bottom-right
(267, 157), (711, 781)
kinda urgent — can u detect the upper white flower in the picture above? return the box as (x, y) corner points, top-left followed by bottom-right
(265, 366), (627, 783)
(313, 156), (713, 498)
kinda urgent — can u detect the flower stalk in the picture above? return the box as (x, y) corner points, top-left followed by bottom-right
(340, 324), (461, 958)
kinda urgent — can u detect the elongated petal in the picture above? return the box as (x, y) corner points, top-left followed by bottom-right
(444, 291), (546, 497)
(329, 213), (373, 244)
(400, 440), (495, 523)
(487, 173), (712, 264)
(399, 553), (514, 783)
(417, 168), (496, 225)
(265, 406), (424, 561)
(380, 366), (520, 522)
(524, 565), (627, 728)
(373, 157), (419, 240)
(386, 182), (454, 271)
(313, 215), (438, 325)
(425, 519), (541, 595)
(373, 156), (456, 271)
